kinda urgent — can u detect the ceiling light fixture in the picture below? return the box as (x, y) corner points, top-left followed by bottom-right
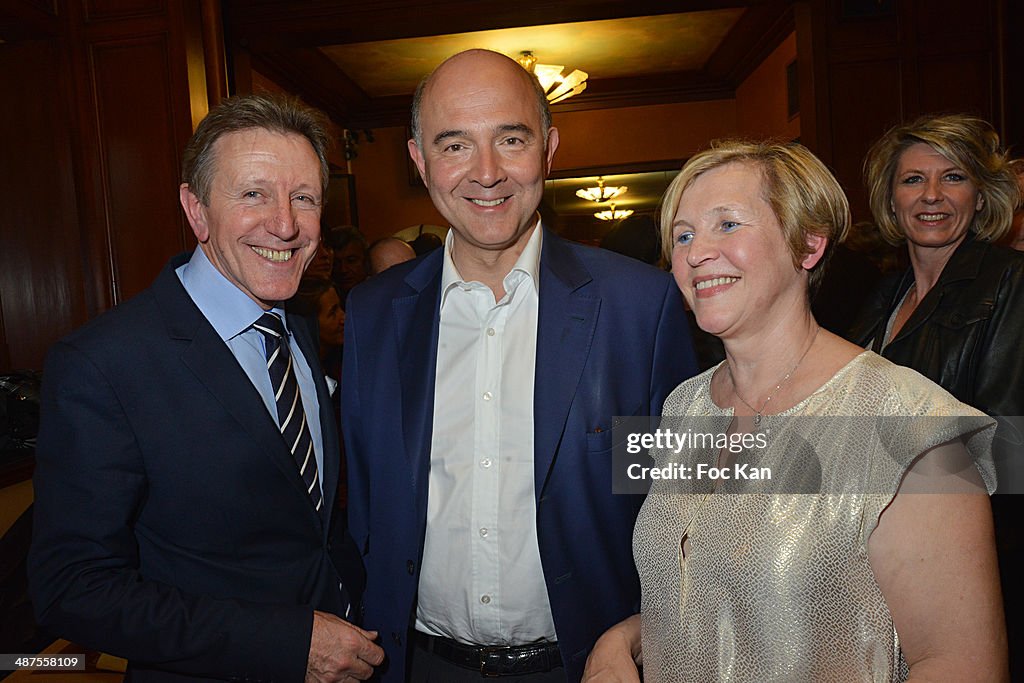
(576, 177), (627, 203)
(594, 203), (634, 221)
(517, 51), (588, 104)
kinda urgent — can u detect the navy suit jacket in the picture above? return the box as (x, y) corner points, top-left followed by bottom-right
(29, 254), (351, 682)
(343, 230), (696, 681)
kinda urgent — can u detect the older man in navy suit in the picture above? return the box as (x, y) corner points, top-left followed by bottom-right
(343, 50), (696, 682)
(29, 95), (383, 682)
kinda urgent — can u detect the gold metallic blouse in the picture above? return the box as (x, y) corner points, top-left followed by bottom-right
(634, 352), (995, 682)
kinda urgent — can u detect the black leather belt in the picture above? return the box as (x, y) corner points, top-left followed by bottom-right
(414, 631), (562, 677)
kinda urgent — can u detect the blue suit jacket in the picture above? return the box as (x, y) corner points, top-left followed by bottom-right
(343, 230), (696, 681)
(29, 254), (350, 682)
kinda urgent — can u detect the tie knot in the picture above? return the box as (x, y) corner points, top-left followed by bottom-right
(253, 312), (286, 340)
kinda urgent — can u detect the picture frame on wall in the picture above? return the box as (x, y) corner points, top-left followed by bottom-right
(786, 59), (799, 120)
(323, 172), (358, 230)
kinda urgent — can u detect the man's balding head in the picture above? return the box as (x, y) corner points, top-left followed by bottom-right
(368, 237), (416, 275)
(405, 50), (559, 273)
(411, 50), (551, 152)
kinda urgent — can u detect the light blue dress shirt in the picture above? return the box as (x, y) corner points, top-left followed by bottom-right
(176, 247), (325, 494)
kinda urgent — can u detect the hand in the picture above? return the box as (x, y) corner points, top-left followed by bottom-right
(306, 610), (385, 682)
(582, 615), (642, 683)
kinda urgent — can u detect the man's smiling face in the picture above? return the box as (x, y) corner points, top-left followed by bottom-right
(408, 51), (558, 259)
(181, 128), (322, 309)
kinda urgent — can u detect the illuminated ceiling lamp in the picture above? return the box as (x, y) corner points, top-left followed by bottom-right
(595, 203), (634, 221)
(576, 176), (627, 203)
(517, 51), (588, 104)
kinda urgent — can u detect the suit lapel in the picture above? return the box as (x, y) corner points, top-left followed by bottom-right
(388, 236), (600, 503)
(394, 252), (443, 500)
(889, 236), (983, 347)
(534, 234), (599, 499)
(152, 257), (325, 526)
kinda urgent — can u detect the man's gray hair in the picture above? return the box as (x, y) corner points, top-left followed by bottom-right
(182, 94), (331, 205)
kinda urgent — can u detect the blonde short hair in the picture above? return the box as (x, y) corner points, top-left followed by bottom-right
(659, 139), (850, 294)
(863, 114), (1020, 245)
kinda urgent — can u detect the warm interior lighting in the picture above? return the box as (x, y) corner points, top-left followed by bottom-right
(517, 51), (588, 104)
(576, 177), (627, 203)
(594, 203), (634, 221)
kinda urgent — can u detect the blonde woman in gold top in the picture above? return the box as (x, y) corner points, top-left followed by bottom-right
(583, 141), (1006, 682)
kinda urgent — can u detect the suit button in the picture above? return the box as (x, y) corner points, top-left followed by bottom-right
(407, 560), (415, 575)
(392, 632), (403, 646)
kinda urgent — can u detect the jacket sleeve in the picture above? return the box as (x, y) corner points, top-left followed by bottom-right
(28, 341), (313, 682)
(973, 262), (1024, 418)
(341, 297), (368, 557)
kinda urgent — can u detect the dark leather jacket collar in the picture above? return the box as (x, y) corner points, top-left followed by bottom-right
(851, 232), (1024, 419)
(858, 233), (986, 351)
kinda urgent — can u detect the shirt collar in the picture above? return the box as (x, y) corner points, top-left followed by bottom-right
(440, 217), (544, 308)
(176, 246), (288, 341)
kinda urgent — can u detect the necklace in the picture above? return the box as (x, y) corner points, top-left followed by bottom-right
(728, 326), (820, 426)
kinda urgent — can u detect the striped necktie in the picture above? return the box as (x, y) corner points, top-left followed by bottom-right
(253, 312), (323, 515)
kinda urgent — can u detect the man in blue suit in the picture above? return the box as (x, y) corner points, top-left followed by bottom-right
(29, 95), (383, 682)
(343, 50), (696, 682)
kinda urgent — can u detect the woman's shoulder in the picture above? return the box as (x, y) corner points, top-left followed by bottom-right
(662, 363), (722, 416)
(839, 351), (986, 418)
(978, 238), (1024, 267)
(985, 242), (1024, 298)
(830, 352), (997, 495)
(958, 238), (1024, 284)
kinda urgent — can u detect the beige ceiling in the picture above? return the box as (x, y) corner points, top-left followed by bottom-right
(319, 10), (744, 98)
(223, 2), (793, 129)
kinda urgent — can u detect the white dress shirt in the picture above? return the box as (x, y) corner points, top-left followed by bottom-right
(415, 223), (557, 645)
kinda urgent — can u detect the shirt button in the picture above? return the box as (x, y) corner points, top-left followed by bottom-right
(480, 595), (491, 604)
(487, 328), (495, 336)
(480, 458), (492, 469)
(482, 391), (493, 401)
(479, 528), (488, 537)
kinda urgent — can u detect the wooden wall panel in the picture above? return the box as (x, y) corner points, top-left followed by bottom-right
(825, 6), (897, 53)
(1003, 1), (1023, 152)
(916, 53), (992, 118)
(912, 0), (989, 42)
(826, 59), (903, 220)
(84, 0), (163, 23)
(735, 32), (800, 142)
(0, 0), (215, 372)
(89, 36), (192, 300)
(65, 0), (206, 307)
(799, 0), (1005, 224)
(0, 39), (86, 371)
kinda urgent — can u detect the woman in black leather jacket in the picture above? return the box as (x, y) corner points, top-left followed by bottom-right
(851, 113), (1023, 676)
(853, 114), (1022, 416)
